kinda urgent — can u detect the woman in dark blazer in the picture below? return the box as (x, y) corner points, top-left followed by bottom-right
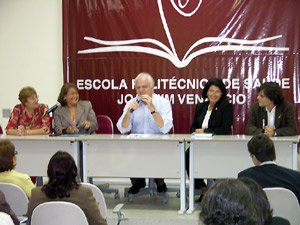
(27, 151), (107, 225)
(187, 78), (233, 201)
(54, 83), (98, 134)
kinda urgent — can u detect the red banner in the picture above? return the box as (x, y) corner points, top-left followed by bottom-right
(63, 0), (300, 134)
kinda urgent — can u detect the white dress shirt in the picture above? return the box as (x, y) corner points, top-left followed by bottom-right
(267, 106), (276, 127)
(201, 106), (212, 129)
(117, 93), (173, 134)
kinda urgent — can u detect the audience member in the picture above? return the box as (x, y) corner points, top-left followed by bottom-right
(54, 83), (98, 134)
(246, 82), (297, 136)
(26, 151), (107, 225)
(0, 190), (18, 225)
(187, 78), (233, 201)
(117, 72), (173, 194)
(6, 86), (51, 135)
(199, 178), (258, 225)
(0, 140), (35, 198)
(239, 177), (290, 225)
(238, 134), (300, 204)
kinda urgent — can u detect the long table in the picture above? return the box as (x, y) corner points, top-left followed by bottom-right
(0, 134), (298, 215)
(78, 134), (187, 214)
(0, 135), (79, 177)
(185, 135), (299, 214)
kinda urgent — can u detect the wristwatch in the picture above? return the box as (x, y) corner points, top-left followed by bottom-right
(150, 109), (158, 114)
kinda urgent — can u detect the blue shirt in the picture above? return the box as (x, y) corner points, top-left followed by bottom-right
(117, 93), (173, 134)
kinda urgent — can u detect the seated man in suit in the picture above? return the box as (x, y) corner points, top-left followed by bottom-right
(246, 82), (297, 136)
(238, 134), (300, 204)
(117, 72), (173, 194)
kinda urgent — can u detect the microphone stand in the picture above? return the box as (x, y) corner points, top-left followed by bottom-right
(49, 110), (59, 136)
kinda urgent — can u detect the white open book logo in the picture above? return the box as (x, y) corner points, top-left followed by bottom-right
(78, 0), (289, 68)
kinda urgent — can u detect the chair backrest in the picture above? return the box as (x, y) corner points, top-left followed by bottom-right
(31, 201), (88, 225)
(0, 183), (28, 216)
(0, 212), (14, 225)
(96, 115), (114, 134)
(263, 187), (300, 225)
(81, 182), (107, 219)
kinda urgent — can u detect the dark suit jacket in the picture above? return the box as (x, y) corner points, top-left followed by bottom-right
(27, 186), (107, 225)
(190, 98), (233, 134)
(54, 100), (98, 134)
(271, 217), (290, 225)
(0, 190), (19, 225)
(238, 164), (300, 204)
(245, 101), (298, 136)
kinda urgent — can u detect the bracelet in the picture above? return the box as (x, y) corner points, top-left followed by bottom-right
(150, 110), (157, 114)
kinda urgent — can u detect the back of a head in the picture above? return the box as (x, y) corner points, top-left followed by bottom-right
(247, 134), (276, 162)
(0, 140), (15, 172)
(200, 179), (258, 225)
(42, 151), (79, 199)
(239, 177), (273, 225)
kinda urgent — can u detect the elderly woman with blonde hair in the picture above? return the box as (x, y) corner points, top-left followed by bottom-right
(5, 86), (51, 135)
(0, 140), (35, 198)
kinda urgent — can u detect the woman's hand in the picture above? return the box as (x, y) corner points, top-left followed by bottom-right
(81, 120), (90, 130)
(193, 128), (204, 134)
(17, 125), (26, 136)
(65, 126), (79, 134)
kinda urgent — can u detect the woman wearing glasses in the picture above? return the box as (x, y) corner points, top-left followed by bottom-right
(0, 140), (35, 198)
(187, 78), (233, 201)
(5, 86), (51, 135)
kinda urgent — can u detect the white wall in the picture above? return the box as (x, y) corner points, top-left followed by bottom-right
(0, 0), (63, 130)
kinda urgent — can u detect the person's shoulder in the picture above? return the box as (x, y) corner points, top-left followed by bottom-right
(238, 166), (257, 176)
(196, 101), (209, 108)
(78, 100), (92, 108)
(12, 104), (23, 111)
(281, 100), (295, 108)
(9, 169), (31, 180)
(276, 164), (300, 175)
(71, 185), (93, 197)
(217, 98), (232, 107)
(31, 186), (43, 195)
(79, 100), (91, 104)
(13, 104), (22, 108)
(271, 216), (291, 225)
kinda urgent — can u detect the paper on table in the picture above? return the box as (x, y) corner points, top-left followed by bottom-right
(60, 134), (88, 137)
(127, 134), (152, 138)
(192, 133), (213, 138)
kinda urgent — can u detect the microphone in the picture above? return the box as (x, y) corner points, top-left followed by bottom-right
(130, 96), (141, 113)
(47, 102), (61, 114)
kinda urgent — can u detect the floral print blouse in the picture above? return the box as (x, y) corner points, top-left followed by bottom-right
(5, 104), (51, 134)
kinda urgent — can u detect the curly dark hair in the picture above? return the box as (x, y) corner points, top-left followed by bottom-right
(0, 140), (16, 172)
(200, 179), (258, 225)
(202, 78), (227, 100)
(257, 82), (284, 105)
(57, 83), (80, 106)
(42, 151), (79, 199)
(239, 177), (273, 225)
(247, 134), (276, 162)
